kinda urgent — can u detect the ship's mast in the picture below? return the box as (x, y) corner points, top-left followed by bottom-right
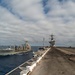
(49, 34), (55, 47)
(43, 38), (45, 47)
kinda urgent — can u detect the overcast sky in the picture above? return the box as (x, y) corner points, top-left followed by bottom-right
(0, 0), (75, 46)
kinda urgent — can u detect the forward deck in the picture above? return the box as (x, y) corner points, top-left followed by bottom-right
(5, 47), (75, 75)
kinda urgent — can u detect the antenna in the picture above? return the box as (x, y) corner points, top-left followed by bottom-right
(43, 38), (45, 47)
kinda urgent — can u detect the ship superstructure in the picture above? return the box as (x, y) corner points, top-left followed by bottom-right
(15, 41), (31, 51)
(49, 34), (55, 47)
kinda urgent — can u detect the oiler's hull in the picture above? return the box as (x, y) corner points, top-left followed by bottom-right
(0, 49), (31, 56)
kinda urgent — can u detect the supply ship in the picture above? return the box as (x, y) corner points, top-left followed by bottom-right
(0, 41), (31, 56)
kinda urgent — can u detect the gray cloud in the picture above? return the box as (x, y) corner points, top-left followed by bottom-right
(0, 0), (75, 46)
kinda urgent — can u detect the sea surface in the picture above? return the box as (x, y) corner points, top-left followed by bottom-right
(0, 46), (40, 75)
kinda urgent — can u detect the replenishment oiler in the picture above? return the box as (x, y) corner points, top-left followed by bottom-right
(0, 41), (31, 56)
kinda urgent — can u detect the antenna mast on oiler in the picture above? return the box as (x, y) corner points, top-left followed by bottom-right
(49, 34), (55, 47)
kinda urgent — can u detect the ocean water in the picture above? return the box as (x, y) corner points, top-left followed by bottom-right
(0, 46), (40, 75)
